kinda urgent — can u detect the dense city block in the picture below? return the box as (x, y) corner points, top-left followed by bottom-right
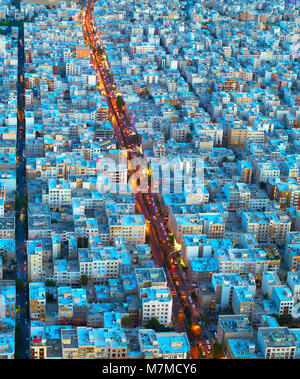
(0, 0), (299, 361)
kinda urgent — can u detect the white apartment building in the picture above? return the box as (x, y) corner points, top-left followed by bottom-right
(27, 246), (43, 281)
(108, 214), (146, 245)
(255, 163), (281, 184)
(47, 179), (72, 207)
(140, 287), (173, 326)
(78, 247), (130, 284)
(242, 211), (291, 244)
(257, 327), (297, 359)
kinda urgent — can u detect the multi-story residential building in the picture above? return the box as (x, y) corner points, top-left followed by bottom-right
(0, 280), (16, 320)
(216, 314), (255, 347)
(108, 214), (146, 245)
(57, 287), (88, 326)
(78, 247), (130, 284)
(76, 327), (128, 359)
(268, 178), (300, 211)
(225, 123), (248, 147)
(212, 273), (256, 311)
(189, 257), (218, 282)
(271, 286), (294, 316)
(29, 282), (46, 321)
(0, 239), (15, 263)
(30, 322), (65, 359)
(232, 286), (255, 319)
(140, 287), (173, 326)
(223, 182), (251, 210)
(226, 339), (261, 359)
(215, 248), (281, 278)
(255, 163), (281, 184)
(0, 218), (15, 239)
(237, 161), (253, 185)
(241, 211), (291, 244)
(27, 242), (44, 281)
(287, 271), (300, 300)
(257, 327), (297, 359)
(53, 259), (80, 286)
(46, 179), (72, 209)
(135, 268), (167, 295)
(0, 318), (15, 359)
(261, 271), (282, 299)
(138, 329), (190, 359)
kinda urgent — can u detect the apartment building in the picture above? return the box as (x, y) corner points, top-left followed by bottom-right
(29, 282), (46, 321)
(257, 327), (297, 359)
(140, 287), (173, 326)
(108, 214), (146, 245)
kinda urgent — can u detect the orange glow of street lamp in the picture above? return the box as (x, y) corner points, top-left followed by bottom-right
(191, 324), (201, 336)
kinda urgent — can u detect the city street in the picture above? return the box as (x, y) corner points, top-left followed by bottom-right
(15, 22), (30, 359)
(78, 0), (223, 358)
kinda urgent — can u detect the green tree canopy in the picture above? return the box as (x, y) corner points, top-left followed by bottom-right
(45, 279), (56, 287)
(79, 274), (89, 287)
(185, 133), (193, 143)
(121, 316), (133, 328)
(145, 317), (172, 332)
(116, 95), (125, 111)
(212, 343), (224, 359)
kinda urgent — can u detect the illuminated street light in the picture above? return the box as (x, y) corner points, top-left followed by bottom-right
(175, 240), (182, 252)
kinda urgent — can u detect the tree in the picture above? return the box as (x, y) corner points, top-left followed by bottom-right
(198, 347), (205, 359)
(121, 316), (132, 328)
(212, 343), (224, 359)
(116, 95), (125, 111)
(23, 193), (28, 208)
(45, 279), (56, 287)
(191, 291), (197, 300)
(163, 250), (168, 260)
(15, 324), (22, 346)
(145, 317), (171, 332)
(46, 293), (55, 303)
(77, 236), (88, 248)
(168, 234), (175, 248)
(79, 274), (89, 287)
(199, 313), (208, 323)
(185, 133), (193, 143)
(15, 278), (23, 292)
(15, 194), (20, 209)
(184, 306), (192, 320)
(276, 314), (294, 327)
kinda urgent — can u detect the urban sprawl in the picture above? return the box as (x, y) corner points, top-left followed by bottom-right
(0, 0), (299, 360)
